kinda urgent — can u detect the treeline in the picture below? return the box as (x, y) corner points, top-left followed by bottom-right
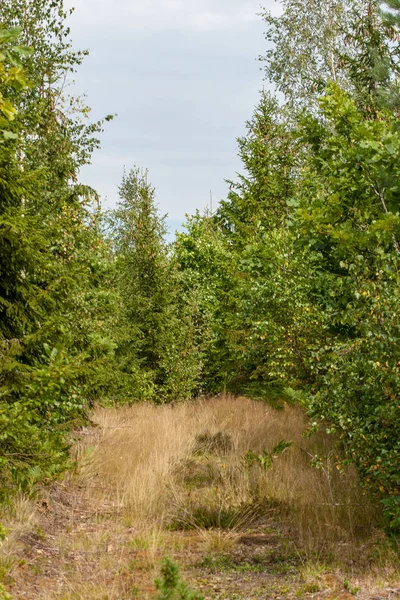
(0, 0), (399, 533)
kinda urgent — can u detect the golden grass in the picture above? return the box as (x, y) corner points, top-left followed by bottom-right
(3, 395), (398, 599)
(0, 495), (36, 567)
(72, 395), (379, 559)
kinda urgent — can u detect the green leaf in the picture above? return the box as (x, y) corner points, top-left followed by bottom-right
(0, 27), (22, 44)
(13, 46), (33, 58)
(1, 130), (18, 140)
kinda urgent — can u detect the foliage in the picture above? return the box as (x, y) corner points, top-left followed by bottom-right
(154, 557), (204, 600)
(193, 430), (233, 455)
(0, 0), (399, 541)
(243, 440), (293, 471)
(0, 584), (12, 600)
(0, 2), (115, 492)
(0, 524), (7, 543)
(112, 168), (200, 402)
(260, 0), (363, 110)
(260, 0), (400, 114)
(174, 212), (234, 394)
(0, 26), (31, 141)
(218, 91), (295, 241)
(293, 84), (400, 529)
(175, 0), (400, 533)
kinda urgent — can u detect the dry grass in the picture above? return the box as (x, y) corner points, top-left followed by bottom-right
(73, 395), (378, 559)
(0, 495), (36, 568)
(3, 395), (399, 599)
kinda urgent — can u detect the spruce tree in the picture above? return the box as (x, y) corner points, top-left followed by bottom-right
(218, 90), (295, 246)
(0, 4), (115, 490)
(113, 168), (199, 402)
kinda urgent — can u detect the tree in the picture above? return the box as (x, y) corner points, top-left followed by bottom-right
(260, 0), (400, 114)
(0, 24), (78, 490)
(200, 0), (400, 530)
(217, 91), (295, 246)
(113, 168), (199, 402)
(175, 212), (235, 394)
(0, 3), (115, 490)
(260, 0), (365, 110)
(292, 84), (400, 529)
(208, 92), (303, 398)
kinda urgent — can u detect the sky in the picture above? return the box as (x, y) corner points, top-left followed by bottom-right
(64, 0), (279, 233)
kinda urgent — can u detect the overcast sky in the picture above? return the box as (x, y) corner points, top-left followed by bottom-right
(64, 0), (280, 232)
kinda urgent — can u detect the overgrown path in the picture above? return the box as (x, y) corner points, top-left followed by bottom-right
(2, 397), (400, 599)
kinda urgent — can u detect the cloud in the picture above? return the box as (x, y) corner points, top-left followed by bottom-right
(67, 0), (270, 32)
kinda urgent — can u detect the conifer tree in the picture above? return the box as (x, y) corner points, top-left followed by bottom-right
(113, 168), (199, 402)
(218, 91), (295, 245)
(0, 3), (115, 489)
(0, 25), (73, 489)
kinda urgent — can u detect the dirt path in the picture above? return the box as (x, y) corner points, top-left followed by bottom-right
(2, 397), (400, 599)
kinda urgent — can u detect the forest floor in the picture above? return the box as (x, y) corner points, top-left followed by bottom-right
(1, 396), (400, 600)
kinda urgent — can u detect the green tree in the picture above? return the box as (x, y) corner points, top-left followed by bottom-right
(0, 25), (78, 491)
(0, 3), (115, 490)
(260, 0), (365, 110)
(292, 84), (400, 529)
(175, 212), (234, 394)
(260, 0), (400, 114)
(154, 557), (204, 600)
(199, 0), (400, 530)
(113, 168), (199, 402)
(218, 91), (295, 246)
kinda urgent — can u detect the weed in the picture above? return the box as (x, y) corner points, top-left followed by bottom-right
(297, 559), (327, 594)
(198, 553), (236, 572)
(243, 440), (293, 471)
(33, 525), (47, 541)
(0, 527), (7, 545)
(29, 563), (42, 576)
(129, 535), (151, 551)
(174, 458), (218, 489)
(7, 395), (397, 599)
(170, 504), (247, 531)
(0, 557), (13, 585)
(0, 584), (12, 600)
(197, 528), (238, 554)
(344, 579), (360, 595)
(71, 397), (386, 562)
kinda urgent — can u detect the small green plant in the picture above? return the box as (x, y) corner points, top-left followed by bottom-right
(0, 583), (13, 600)
(154, 557), (204, 600)
(243, 440), (293, 471)
(344, 579), (360, 595)
(381, 496), (400, 535)
(169, 503), (248, 531)
(0, 525), (8, 544)
(198, 553), (236, 572)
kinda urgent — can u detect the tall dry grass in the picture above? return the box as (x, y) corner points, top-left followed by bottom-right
(0, 495), (37, 579)
(72, 395), (379, 561)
